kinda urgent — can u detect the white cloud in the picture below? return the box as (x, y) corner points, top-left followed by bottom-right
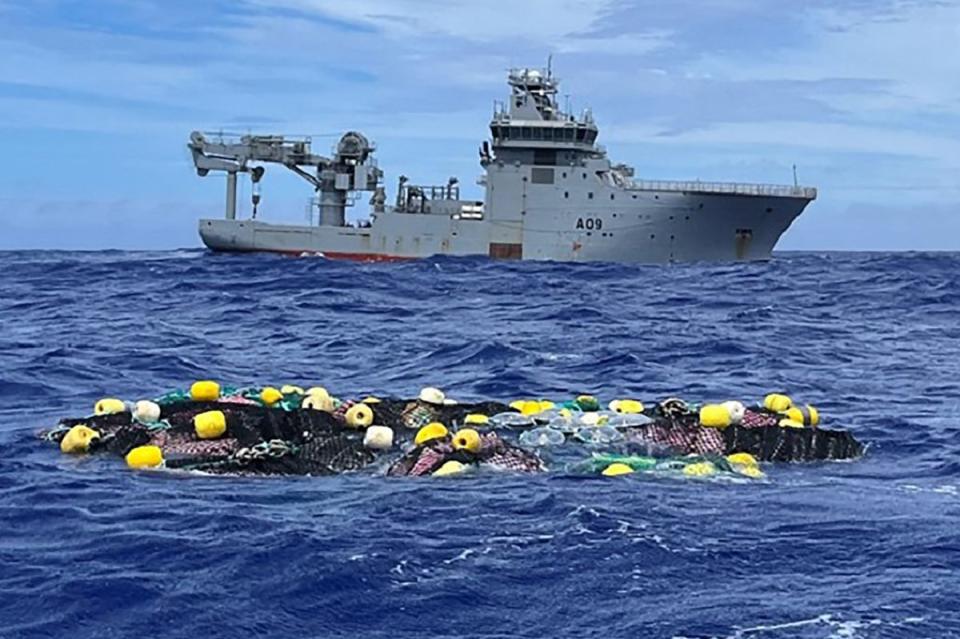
(692, 2), (960, 112)
(248, 0), (622, 43)
(609, 120), (959, 163)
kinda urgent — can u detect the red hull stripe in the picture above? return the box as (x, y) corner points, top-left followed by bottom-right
(320, 251), (415, 262)
(216, 247), (418, 262)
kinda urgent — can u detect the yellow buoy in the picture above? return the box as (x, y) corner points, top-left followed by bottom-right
(126, 445), (164, 469)
(190, 380), (220, 402)
(432, 460), (467, 477)
(602, 462), (635, 477)
(783, 405), (820, 427)
(464, 413), (490, 426)
(260, 387), (283, 406)
(302, 394), (333, 412)
(683, 461), (717, 477)
(280, 385), (305, 395)
(60, 425), (100, 454)
(306, 386), (330, 399)
(520, 401), (542, 416)
(763, 393), (792, 412)
(415, 422), (448, 446)
(726, 452), (759, 468)
(779, 418), (805, 429)
(699, 404), (732, 428)
(194, 410), (227, 439)
(345, 403), (374, 429)
(94, 398), (126, 416)
(609, 399), (644, 414)
(738, 465), (765, 479)
(509, 400), (546, 416)
(452, 428), (482, 453)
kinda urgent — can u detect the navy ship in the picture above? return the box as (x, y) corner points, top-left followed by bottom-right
(189, 66), (816, 262)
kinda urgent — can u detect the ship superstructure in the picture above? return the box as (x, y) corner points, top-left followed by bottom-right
(190, 66), (816, 262)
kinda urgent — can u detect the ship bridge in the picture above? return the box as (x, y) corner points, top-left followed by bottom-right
(484, 67), (598, 158)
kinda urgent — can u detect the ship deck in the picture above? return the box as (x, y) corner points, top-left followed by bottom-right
(627, 179), (817, 199)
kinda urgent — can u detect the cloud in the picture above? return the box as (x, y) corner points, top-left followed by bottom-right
(688, 1), (960, 112)
(246, 0), (621, 43)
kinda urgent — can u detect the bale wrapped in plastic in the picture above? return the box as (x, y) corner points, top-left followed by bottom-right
(168, 432), (375, 476)
(623, 421), (727, 457)
(388, 431), (545, 477)
(359, 398), (515, 434)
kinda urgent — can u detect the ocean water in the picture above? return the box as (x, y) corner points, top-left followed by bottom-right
(1, 250), (958, 639)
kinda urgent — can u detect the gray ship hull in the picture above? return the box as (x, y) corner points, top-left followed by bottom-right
(199, 188), (810, 263)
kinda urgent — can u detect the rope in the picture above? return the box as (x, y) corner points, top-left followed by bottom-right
(233, 439), (296, 463)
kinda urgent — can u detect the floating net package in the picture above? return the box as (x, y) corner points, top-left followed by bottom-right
(42, 383), (864, 481)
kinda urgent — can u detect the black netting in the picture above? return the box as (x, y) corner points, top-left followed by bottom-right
(723, 424), (864, 461)
(91, 426), (152, 456)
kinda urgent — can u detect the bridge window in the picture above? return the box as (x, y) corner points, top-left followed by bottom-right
(564, 128), (574, 141)
(576, 128), (586, 142)
(534, 149), (557, 166)
(521, 127), (532, 139)
(585, 131), (597, 145)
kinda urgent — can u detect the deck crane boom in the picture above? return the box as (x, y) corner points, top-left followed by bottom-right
(188, 130), (382, 226)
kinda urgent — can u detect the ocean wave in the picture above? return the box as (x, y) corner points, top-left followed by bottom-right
(1, 250), (959, 638)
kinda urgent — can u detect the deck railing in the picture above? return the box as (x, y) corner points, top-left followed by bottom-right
(627, 179), (817, 199)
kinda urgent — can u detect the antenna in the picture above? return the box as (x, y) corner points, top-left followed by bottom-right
(547, 54), (553, 78)
(792, 164), (798, 187)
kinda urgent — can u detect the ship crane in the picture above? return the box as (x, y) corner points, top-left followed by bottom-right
(188, 130), (382, 226)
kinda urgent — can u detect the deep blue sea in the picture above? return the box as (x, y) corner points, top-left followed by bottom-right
(1, 250), (958, 638)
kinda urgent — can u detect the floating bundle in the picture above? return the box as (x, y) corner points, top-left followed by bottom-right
(43, 385), (864, 479)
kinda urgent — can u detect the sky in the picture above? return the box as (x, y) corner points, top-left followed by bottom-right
(0, 0), (957, 250)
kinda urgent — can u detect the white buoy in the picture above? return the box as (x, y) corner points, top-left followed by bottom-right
(722, 401), (746, 425)
(363, 425), (394, 450)
(419, 387), (445, 405)
(133, 400), (162, 424)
